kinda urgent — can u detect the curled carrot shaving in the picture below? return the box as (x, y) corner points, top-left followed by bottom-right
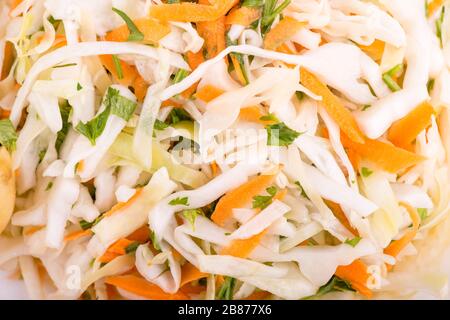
(180, 263), (208, 287)
(221, 230), (266, 258)
(335, 259), (372, 298)
(104, 188), (144, 218)
(64, 229), (93, 242)
(105, 275), (189, 300)
(325, 200), (359, 236)
(225, 6), (261, 26)
(99, 55), (148, 102)
(388, 101), (435, 149)
(211, 174), (276, 226)
(263, 16), (304, 51)
(1, 42), (15, 81)
(149, 0), (239, 22)
(359, 40), (385, 62)
(195, 84), (225, 102)
(300, 68), (366, 144)
(427, 0), (445, 17)
(197, 16), (226, 59)
(384, 202), (420, 269)
(341, 134), (425, 173)
(105, 18), (170, 45)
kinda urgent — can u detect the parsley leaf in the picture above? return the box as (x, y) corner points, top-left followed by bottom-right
(436, 6), (445, 48)
(252, 186), (278, 209)
(172, 69), (190, 84)
(304, 276), (354, 299)
(266, 122), (301, 146)
(261, 0), (291, 35)
(360, 167), (373, 178)
(55, 101), (72, 153)
(169, 197), (189, 206)
(259, 113), (279, 122)
(76, 87), (137, 144)
(154, 119), (169, 131)
(77, 83), (83, 91)
(345, 237), (362, 247)
(112, 7), (144, 42)
(0, 119), (18, 152)
(295, 181), (309, 199)
(151, 231), (161, 251)
(241, 0), (264, 7)
(182, 209), (202, 230)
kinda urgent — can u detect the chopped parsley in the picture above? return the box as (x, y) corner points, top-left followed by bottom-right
(217, 277), (236, 300)
(360, 167), (373, 178)
(169, 196), (189, 206)
(266, 122), (301, 146)
(112, 7), (144, 42)
(0, 119), (18, 152)
(344, 237), (362, 247)
(252, 186), (278, 209)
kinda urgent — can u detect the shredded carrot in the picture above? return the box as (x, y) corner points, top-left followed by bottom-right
(99, 251), (121, 264)
(359, 40), (385, 62)
(427, 0), (445, 17)
(197, 16), (226, 59)
(388, 101), (435, 149)
(325, 200), (359, 236)
(239, 106), (277, 125)
(346, 147), (361, 171)
(229, 54), (248, 85)
(149, 0), (239, 22)
(300, 68), (366, 144)
(105, 275), (189, 300)
(211, 174), (276, 226)
(384, 202), (420, 269)
(180, 283), (206, 294)
(76, 160), (84, 174)
(220, 230), (266, 258)
(0, 108), (11, 120)
(210, 161), (220, 177)
(180, 263), (208, 287)
(243, 291), (271, 300)
(195, 85), (225, 102)
(10, 0), (22, 13)
(127, 226), (150, 242)
(179, 50), (205, 99)
(341, 134), (425, 173)
(335, 259), (372, 298)
(64, 229), (93, 242)
(99, 55), (148, 102)
(109, 239), (135, 255)
(225, 6), (261, 26)
(105, 18), (171, 45)
(104, 188), (144, 217)
(161, 99), (183, 109)
(264, 16), (304, 51)
(23, 226), (44, 236)
(1, 42), (15, 80)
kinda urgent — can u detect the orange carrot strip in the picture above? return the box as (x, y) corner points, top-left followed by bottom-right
(180, 50), (206, 99)
(99, 251), (121, 264)
(239, 106), (277, 125)
(211, 174), (276, 226)
(325, 200), (359, 236)
(104, 188), (143, 217)
(1, 42), (15, 80)
(180, 263), (208, 287)
(210, 161), (220, 177)
(0, 108), (11, 120)
(335, 259), (372, 298)
(149, 0), (239, 22)
(10, 0), (22, 13)
(220, 230), (266, 258)
(384, 202), (420, 264)
(427, 0), (445, 17)
(341, 134), (425, 173)
(243, 291), (271, 300)
(99, 55), (148, 102)
(180, 283), (206, 294)
(127, 226), (150, 242)
(229, 54), (247, 85)
(105, 18), (170, 45)
(108, 239), (134, 255)
(264, 16), (304, 51)
(388, 101), (435, 149)
(300, 68), (366, 144)
(105, 275), (189, 300)
(23, 226), (44, 236)
(64, 229), (93, 242)
(195, 85), (225, 102)
(197, 16), (226, 59)
(359, 40), (385, 62)
(225, 7), (261, 26)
